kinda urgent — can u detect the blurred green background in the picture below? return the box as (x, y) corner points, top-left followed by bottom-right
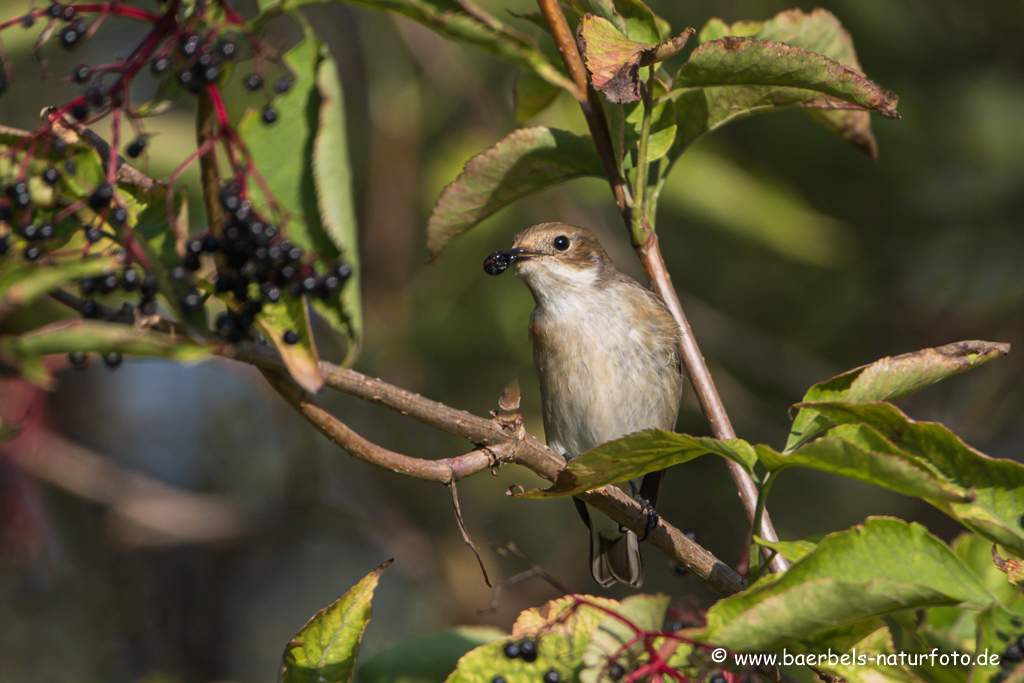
(1, 0), (1022, 680)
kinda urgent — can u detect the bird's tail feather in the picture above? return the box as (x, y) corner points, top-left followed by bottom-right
(591, 525), (643, 588)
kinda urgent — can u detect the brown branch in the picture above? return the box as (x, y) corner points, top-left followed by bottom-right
(535, 0), (789, 574)
(240, 345), (746, 597)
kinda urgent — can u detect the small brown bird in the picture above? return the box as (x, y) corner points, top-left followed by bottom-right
(485, 222), (683, 587)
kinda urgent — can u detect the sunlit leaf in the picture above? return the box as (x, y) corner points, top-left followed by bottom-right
(0, 255), (118, 319)
(427, 127), (603, 260)
(255, 292), (322, 394)
(803, 402), (1024, 558)
(581, 594), (669, 683)
(517, 429), (757, 498)
(704, 517), (999, 652)
(752, 536), (817, 564)
(279, 559), (391, 683)
(6, 318), (212, 361)
(666, 32), (898, 160)
(786, 340), (1009, 451)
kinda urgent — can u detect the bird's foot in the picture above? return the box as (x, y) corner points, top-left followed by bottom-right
(627, 481), (659, 542)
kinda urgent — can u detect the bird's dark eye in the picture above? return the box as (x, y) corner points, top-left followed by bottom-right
(553, 235), (570, 251)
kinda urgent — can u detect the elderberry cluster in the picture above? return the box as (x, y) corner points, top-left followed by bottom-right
(1001, 634), (1024, 668)
(206, 181), (351, 342)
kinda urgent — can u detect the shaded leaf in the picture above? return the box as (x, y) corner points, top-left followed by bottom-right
(358, 627), (506, 683)
(517, 429), (756, 498)
(580, 14), (693, 104)
(279, 559), (391, 683)
(800, 402), (1024, 558)
(621, 78), (675, 170)
(7, 318), (212, 361)
(786, 340), (1009, 452)
(704, 517), (999, 652)
(666, 34), (898, 160)
(312, 44), (362, 357)
(427, 127), (603, 259)
(0, 255), (117, 320)
(266, 0), (576, 94)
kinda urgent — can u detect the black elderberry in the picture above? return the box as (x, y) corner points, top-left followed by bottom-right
(51, 137), (67, 153)
(151, 57), (170, 76)
(169, 265), (188, 282)
(99, 272), (119, 293)
(138, 299), (157, 316)
(492, 678), (506, 683)
(0, 70), (6, 96)
(72, 63), (90, 83)
(182, 253), (201, 271)
(64, 159), (77, 174)
(287, 246), (304, 262)
(61, 5), (76, 21)
(180, 35), (201, 58)
(84, 85), (105, 108)
(1004, 643), (1024, 664)
(518, 640), (537, 663)
(215, 274), (235, 292)
(542, 670), (560, 683)
(38, 223), (55, 240)
(186, 239), (204, 256)
(110, 207), (128, 225)
(219, 186), (241, 212)
(178, 69), (203, 94)
(503, 642), (520, 659)
(22, 13), (35, 28)
(707, 674), (727, 683)
(300, 274), (318, 293)
(283, 330), (299, 345)
(607, 663), (625, 681)
(180, 289), (203, 312)
(60, 24), (82, 49)
(73, 18), (88, 34)
(20, 224), (39, 241)
(260, 282), (281, 303)
(23, 245), (41, 261)
(47, 3), (63, 19)
(7, 181), (28, 200)
(230, 201), (251, 223)
(42, 167), (60, 185)
(232, 280), (250, 302)
(126, 135), (147, 159)
(201, 234), (220, 252)
(335, 263), (353, 282)
(246, 300), (263, 316)
(68, 351), (88, 367)
(140, 274), (158, 298)
(81, 300), (100, 318)
(70, 101), (89, 120)
(102, 352), (122, 369)
(13, 191), (31, 209)
(121, 269), (139, 291)
(85, 225), (103, 243)
(322, 273), (342, 293)
(278, 264), (298, 282)
(80, 277), (97, 296)
(219, 38), (238, 60)
(274, 76), (292, 94)
(88, 182), (113, 209)
(261, 107), (278, 124)
(243, 73), (262, 91)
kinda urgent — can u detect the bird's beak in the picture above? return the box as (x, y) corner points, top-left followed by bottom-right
(483, 247), (537, 275)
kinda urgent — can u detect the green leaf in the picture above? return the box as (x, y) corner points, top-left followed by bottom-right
(665, 33), (898, 160)
(806, 402), (1024, 558)
(621, 79), (675, 171)
(573, 0), (663, 46)
(6, 319), (212, 361)
(760, 425), (976, 505)
(311, 43), (362, 357)
(704, 517), (1000, 652)
(262, 0), (576, 95)
(238, 38), (359, 359)
(279, 559), (391, 683)
(517, 429), (756, 498)
(753, 8), (880, 158)
(0, 255), (118, 320)
(786, 340), (1009, 452)
(752, 536), (817, 564)
(358, 627), (506, 683)
(426, 127), (603, 260)
(973, 596), (1024, 683)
